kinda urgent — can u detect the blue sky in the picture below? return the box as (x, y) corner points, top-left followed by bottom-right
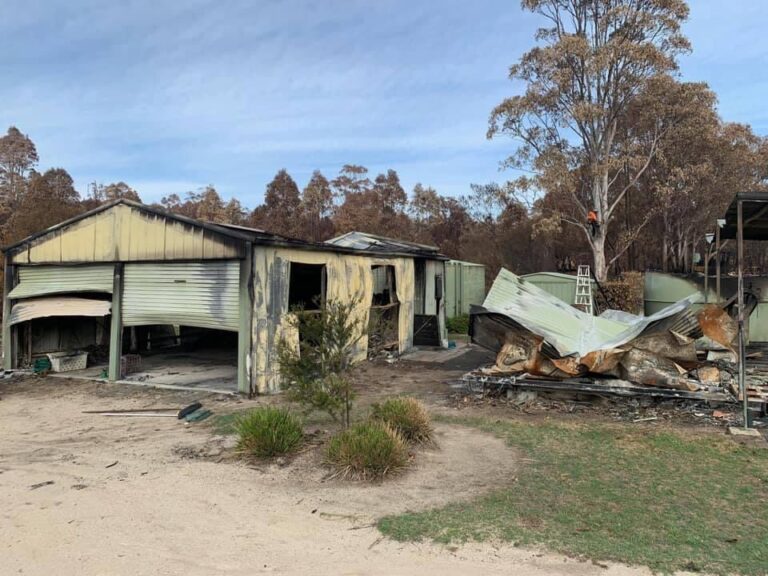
(1, 0), (766, 207)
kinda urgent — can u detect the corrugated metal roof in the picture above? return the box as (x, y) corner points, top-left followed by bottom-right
(481, 268), (701, 357)
(447, 259), (485, 267)
(720, 191), (768, 241)
(326, 231), (444, 259)
(3, 199), (445, 262)
(9, 297), (111, 325)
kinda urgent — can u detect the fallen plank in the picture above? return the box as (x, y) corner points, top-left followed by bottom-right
(83, 408), (178, 414)
(100, 412), (178, 417)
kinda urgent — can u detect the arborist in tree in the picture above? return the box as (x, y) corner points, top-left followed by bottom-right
(587, 209), (600, 238)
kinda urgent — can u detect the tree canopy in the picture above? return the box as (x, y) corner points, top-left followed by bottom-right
(489, 0), (692, 280)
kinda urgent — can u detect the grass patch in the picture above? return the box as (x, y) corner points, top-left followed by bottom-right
(371, 397), (434, 445)
(378, 416), (768, 575)
(326, 421), (409, 481)
(234, 406), (304, 458)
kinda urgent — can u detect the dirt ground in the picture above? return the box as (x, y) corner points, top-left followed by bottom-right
(0, 353), (697, 576)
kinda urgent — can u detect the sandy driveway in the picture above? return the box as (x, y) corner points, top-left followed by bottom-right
(0, 377), (654, 576)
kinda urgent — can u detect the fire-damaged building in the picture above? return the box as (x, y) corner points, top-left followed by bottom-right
(1, 200), (448, 394)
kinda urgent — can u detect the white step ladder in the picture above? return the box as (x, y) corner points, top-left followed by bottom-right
(574, 265), (594, 316)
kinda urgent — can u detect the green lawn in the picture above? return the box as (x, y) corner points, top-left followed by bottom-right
(378, 415), (768, 575)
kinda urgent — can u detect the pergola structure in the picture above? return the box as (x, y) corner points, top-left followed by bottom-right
(719, 191), (768, 429)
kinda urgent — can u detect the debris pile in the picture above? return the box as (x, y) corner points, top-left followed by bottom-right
(467, 269), (766, 407)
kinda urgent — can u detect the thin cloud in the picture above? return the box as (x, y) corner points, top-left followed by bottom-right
(0, 0), (765, 205)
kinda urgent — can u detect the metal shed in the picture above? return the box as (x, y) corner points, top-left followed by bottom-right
(2, 201), (448, 395)
(644, 271), (768, 343)
(445, 260), (486, 318)
(520, 272), (595, 306)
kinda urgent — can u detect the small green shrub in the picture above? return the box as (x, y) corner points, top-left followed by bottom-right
(326, 421), (409, 480)
(235, 406), (304, 458)
(446, 314), (470, 335)
(277, 299), (363, 429)
(371, 397), (434, 445)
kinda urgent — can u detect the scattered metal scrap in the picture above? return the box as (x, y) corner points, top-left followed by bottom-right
(466, 269), (764, 409)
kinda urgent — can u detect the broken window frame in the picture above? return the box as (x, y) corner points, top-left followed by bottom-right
(368, 265), (400, 356)
(287, 262), (327, 312)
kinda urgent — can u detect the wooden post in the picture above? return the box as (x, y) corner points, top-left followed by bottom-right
(108, 263), (124, 381)
(3, 256), (14, 370)
(238, 243), (254, 395)
(715, 224), (721, 303)
(736, 200), (749, 429)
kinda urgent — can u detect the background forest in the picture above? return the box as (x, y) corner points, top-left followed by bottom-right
(2, 3), (768, 285)
(2, 114), (766, 284)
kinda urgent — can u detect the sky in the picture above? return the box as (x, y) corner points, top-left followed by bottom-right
(1, 0), (767, 207)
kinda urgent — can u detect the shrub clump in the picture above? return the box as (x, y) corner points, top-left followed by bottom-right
(326, 421), (409, 480)
(446, 314), (470, 335)
(235, 406), (304, 458)
(371, 397), (434, 445)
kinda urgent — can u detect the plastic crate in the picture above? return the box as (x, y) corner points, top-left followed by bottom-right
(47, 351), (88, 373)
(120, 354), (142, 376)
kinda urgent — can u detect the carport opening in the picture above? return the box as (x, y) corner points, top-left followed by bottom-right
(34, 321), (239, 393)
(12, 292), (113, 370)
(116, 325), (238, 392)
(288, 262), (326, 310)
(18, 315), (111, 369)
(368, 265), (400, 357)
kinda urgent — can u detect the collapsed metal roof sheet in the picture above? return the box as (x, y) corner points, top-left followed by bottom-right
(480, 268), (701, 357)
(9, 297), (111, 325)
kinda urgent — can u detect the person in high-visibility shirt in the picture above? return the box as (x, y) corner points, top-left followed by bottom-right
(587, 209), (599, 237)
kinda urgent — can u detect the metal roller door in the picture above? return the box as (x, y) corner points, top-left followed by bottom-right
(123, 261), (240, 331)
(8, 265), (114, 299)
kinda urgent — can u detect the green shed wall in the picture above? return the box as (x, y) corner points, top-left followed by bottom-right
(445, 261), (485, 318)
(520, 272), (598, 306)
(644, 272), (715, 315)
(644, 271), (768, 343)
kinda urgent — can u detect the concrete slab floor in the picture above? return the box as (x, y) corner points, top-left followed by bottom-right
(403, 342), (474, 363)
(50, 348), (238, 394)
(728, 426), (766, 439)
(401, 343), (496, 371)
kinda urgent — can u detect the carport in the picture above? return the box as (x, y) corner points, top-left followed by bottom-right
(2, 200), (252, 393)
(719, 191), (768, 430)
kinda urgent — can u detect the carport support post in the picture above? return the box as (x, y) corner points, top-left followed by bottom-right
(238, 243), (254, 394)
(715, 224), (721, 303)
(108, 263), (124, 382)
(3, 255), (14, 370)
(736, 200), (749, 429)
